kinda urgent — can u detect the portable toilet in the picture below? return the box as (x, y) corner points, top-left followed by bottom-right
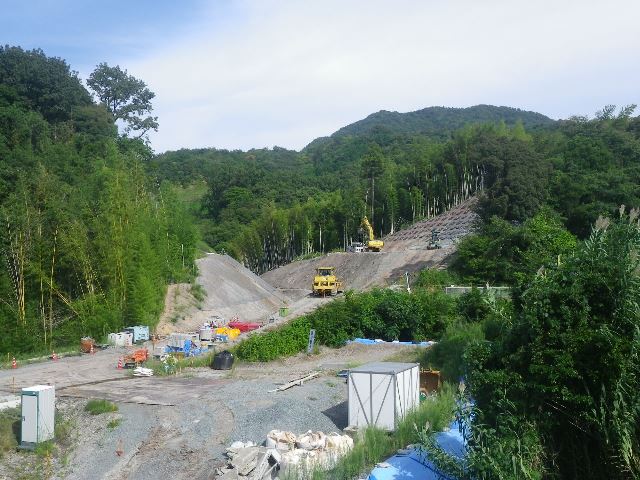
(21, 385), (55, 448)
(348, 362), (419, 431)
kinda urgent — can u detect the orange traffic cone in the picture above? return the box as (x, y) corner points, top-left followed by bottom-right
(11, 357), (17, 369)
(117, 357), (123, 370)
(51, 351), (58, 361)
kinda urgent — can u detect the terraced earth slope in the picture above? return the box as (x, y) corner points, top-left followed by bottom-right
(262, 198), (478, 293)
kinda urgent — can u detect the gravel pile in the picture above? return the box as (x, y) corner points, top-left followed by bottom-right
(218, 377), (347, 446)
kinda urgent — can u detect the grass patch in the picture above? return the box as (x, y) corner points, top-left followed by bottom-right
(190, 283), (207, 302)
(394, 382), (456, 447)
(147, 351), (215, 376)
(0, 347), (82, 370)
(34, 440), (55, 458)
(84, 399), (118, 415)
(383, 346), (424, 364)
(107, 418), (121, 429)
(54, 413), (75, 448)
(0, 408), (20, 455)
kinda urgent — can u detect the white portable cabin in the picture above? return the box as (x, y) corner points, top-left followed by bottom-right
(124, 325), (150, 343)
(107, 332), (133, 347)
(348, 362), (419, 431)
(21, 385), (55, 447)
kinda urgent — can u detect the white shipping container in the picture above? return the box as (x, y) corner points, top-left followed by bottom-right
(348, 362), (419, 431)
(21, 385), (55, 447)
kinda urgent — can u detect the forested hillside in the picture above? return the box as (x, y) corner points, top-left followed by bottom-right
(0, 46), (196, 354)
(327, 104), (554, 139)
(152, 105), (640, 274)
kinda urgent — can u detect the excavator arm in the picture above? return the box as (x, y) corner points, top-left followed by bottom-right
(361, 217), (384, 251)
(362, 217), (375, 241)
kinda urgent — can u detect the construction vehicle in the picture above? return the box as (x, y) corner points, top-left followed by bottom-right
(346, 241), (365, 253)
(362, 217), (384, 252)
(123, 348), (149, 369)
(312, 267), (344, 296)
(427, 229), (441, 250)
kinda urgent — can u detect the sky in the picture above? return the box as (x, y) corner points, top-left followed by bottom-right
(2, 0), (639, 152)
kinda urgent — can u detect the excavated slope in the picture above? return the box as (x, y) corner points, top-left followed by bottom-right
(262, 198), (479, 292)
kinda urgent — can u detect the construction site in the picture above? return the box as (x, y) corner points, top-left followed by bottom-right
(0, 199), (478, 480)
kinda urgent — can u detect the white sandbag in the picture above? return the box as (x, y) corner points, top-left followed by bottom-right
(296, 430), (327, 450)
(265, 429), (297, 451)
(325, 432), (354, 453)
(279, 448), (305, 476)
(281, 448), (337, 476)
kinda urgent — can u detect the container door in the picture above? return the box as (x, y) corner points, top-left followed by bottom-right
(370, 373), (394, 430)
(21, 394), (38, 443)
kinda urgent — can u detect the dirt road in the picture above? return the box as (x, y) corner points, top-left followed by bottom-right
(0, 342), (423, 480)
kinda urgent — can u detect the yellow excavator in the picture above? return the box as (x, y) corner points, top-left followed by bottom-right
(362, 217), (384, 252)
(312, 267), (344, 296)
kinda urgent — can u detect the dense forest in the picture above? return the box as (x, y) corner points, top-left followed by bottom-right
(0, 46), (196, 354)
(153, 103), (640, 274)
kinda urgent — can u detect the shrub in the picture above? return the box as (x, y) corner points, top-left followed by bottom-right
(424, 321), (485, 382)
(234, 317), (312, 362)
(234, 289), (457, 362)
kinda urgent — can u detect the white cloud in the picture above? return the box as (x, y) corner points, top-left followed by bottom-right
(128, 0), (640, 152)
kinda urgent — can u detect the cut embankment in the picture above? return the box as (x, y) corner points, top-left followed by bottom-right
(158, 253), (290, 334)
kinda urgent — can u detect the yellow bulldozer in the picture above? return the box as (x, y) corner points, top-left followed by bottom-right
(362, 217), (384, 252)
(312, 267), (344, 296)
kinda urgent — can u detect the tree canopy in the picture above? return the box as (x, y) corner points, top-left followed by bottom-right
(87, 63), (159, 139)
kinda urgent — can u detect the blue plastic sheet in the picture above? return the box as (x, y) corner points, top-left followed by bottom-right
(349, 338), (435, 347)
(368, 419), (465, 480)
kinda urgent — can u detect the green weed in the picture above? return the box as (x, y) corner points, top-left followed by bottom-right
(84, 399), (118, 415)
(107, 419), (121, 429)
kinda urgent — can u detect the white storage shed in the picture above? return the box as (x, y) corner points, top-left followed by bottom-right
(21, 385), (55, 447)
(348, 362), (419, 431)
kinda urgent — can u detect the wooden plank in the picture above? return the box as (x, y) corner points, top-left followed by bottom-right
(269, 371), (320, 393)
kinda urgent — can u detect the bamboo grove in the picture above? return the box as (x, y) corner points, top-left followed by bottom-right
(0, 47), (196, 354)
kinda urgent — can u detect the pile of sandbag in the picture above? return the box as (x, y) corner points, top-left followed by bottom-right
(215, 430), (354, 479)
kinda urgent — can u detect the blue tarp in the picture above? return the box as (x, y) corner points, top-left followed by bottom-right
(368, 420), (465, 480)
(350, 338), (436, 347)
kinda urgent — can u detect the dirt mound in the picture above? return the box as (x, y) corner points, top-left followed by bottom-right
(158, 253), (289, 334)
(197, 253), (289, 320)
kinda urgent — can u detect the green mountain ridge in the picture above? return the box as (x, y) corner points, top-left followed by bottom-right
(329, 104), (555, 139)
